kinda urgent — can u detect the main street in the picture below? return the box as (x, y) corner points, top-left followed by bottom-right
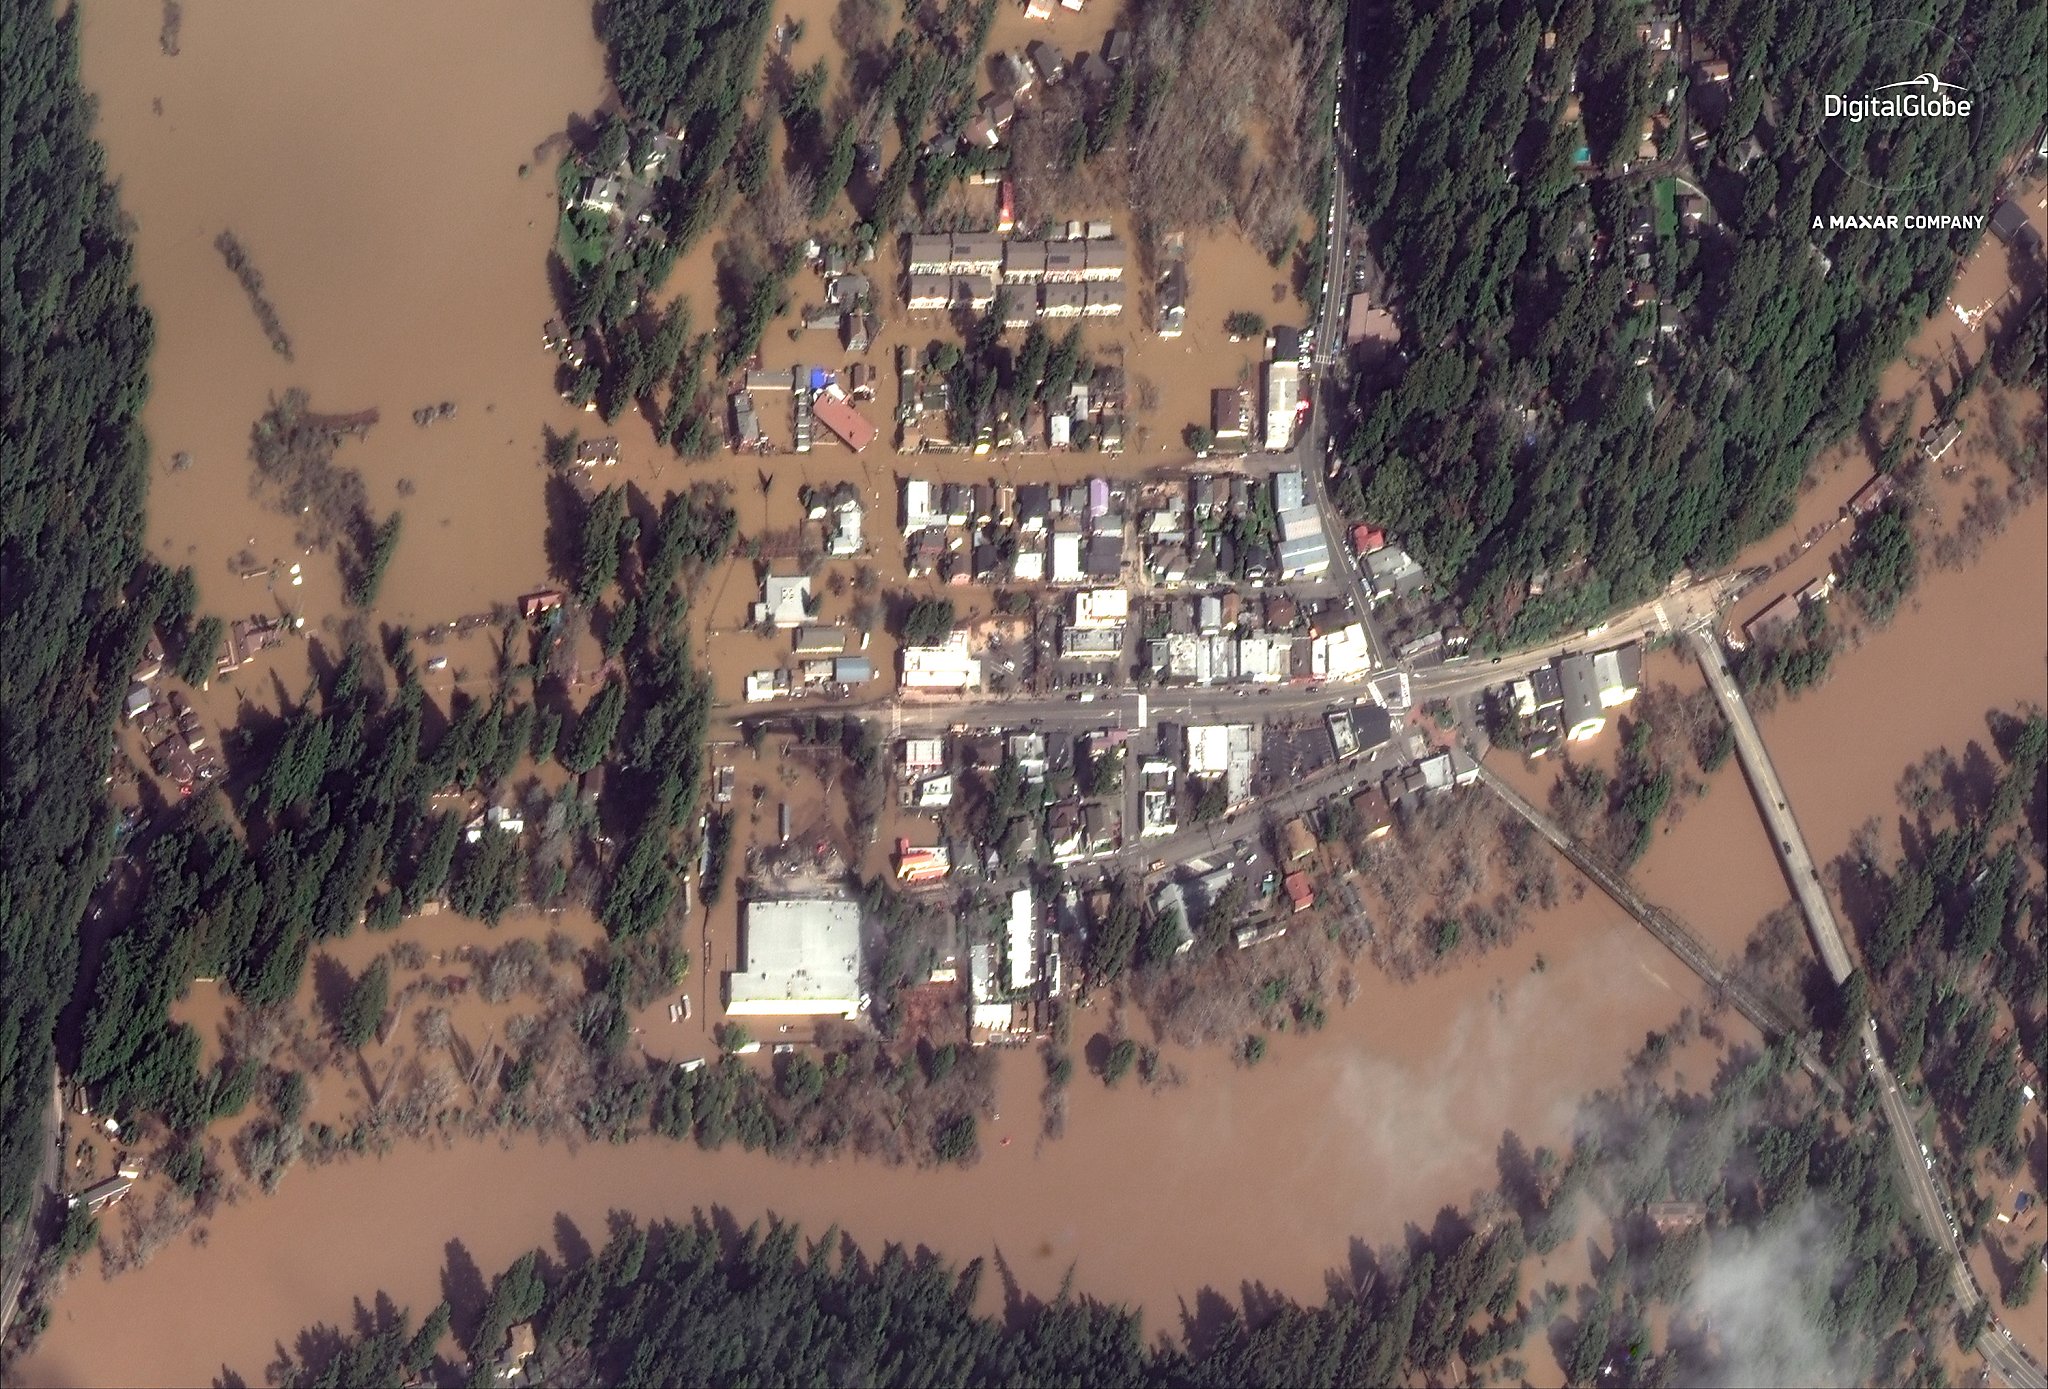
(716, 568), (1743, 735)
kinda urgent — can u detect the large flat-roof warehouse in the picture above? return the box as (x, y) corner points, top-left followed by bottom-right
(725, 898), (863, 1018)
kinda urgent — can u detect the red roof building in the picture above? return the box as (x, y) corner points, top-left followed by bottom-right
(1282, 871), (1315, 914)
(812, 387), (877, 452)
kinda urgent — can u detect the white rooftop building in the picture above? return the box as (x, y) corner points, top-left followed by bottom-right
(1235, 633), (1293, 684)
(1186, 723), (1255, 806)
(1311, 623), (1373, 682)
(902, 737), (946, 776)
(726, 898), (863, 1017)
(902, 478), (939, 535)
(1071, 588), (1130, 629)
(900, 631), (983, 691)
(1264, 360), (1301, 451)
(1050, 531), (1085, 583)
(1007, 888), (1037, 992)
(754, 574), (812, 629)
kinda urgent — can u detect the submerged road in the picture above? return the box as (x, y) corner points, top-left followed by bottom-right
(1688, 629), (2046, 1389)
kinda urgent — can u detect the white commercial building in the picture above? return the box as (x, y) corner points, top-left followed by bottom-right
(1007, 887), (1037, 992)
(902, 478), (939, 534)
(726, 899), (863, 1017)
(1235, 633), (1293, 684)
(901, 631), (983, 691)
(1264, 359), (1301, 452)
(1311, 623), (1373, 682)
(1070, 588), (1130, 629)
(1186, 723), (1255, 806)
(1050, 531), (1085, 583)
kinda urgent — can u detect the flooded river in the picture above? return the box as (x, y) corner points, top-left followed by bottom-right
(22, 878), (1718, 1386)
(46, 3), (2040, 1382)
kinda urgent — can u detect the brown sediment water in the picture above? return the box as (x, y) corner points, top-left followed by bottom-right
(77, 0), (608, 645)
(65, 2), (2018, 1380)
(1492, 647), (1799, 962)
(22, 874), (1726, 1387)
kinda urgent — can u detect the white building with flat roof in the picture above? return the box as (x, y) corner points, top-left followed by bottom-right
(901, 631), (983, 691)
(1050, 531), (1085, 583)
(1311, 623), (1373, 682)
(726, 899), (863, 1017)
(1264, 360), (1301, 451)
(1071, 588), (1130, 629)
(903, 478), (939, 534)
(1235, 633), (1292, 684)
(1186, 723), (1255, 806)
(1007, 887), (1036, 992)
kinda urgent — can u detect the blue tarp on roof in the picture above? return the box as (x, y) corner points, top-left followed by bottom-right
(810, 367), (831, 390)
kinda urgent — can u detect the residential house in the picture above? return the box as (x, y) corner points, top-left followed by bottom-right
(1083, 282), (1126, 317)
(1027, 40), (1067, 84)
(794, 626), (850, 656)
(1156, 261), (1188, 337)
(1082, 239), (1126, 280)
(906, 273), (951, 310)
(1354, 788), (1394, 840)
(979, 93), (1017, 131)
(950, 234), (1005, 275)
(954, 274), (997, 310)
(811, 386), (876, 452)
(1041, 282), (1086, 318)
(1592, 644), (1643, 708)
(1283, 817), (1317, 862)
(1921, 419), (1963, 462)
(1005, 239), (1049, 283)
(1557, 652), (1606, 741)
(1744, 594), (1800, 647)
(754, 574), (813, 629)
(1017, 484), (1053, 532)
(998, 50), (1037, 99)
(998, 284), (1039, 329)
(906, 234), (951, 275)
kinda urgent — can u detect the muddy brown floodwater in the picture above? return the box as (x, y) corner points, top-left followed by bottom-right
(54, 2), (2033, 1382)
(22, 875), (1730, 1387)
(77, 0), (609, 646)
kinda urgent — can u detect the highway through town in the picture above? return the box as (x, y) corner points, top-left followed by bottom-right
(1689, 629), (2045, 1388)
(1296, 35), (1386, 665)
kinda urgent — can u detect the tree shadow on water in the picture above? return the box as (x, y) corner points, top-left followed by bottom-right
(441, 1237), (489, 1347)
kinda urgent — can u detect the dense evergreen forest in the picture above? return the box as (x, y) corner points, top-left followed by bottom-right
(1334, 0), (2047, 643)
(59, 483), (735, 1143)
(1849, 710), (2047, 1232)
(268, 1032), (1971, 1388)
(0, 5), (156, 1231)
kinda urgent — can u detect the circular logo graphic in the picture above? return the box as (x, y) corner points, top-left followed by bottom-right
(1809, 18), (1984, 198)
